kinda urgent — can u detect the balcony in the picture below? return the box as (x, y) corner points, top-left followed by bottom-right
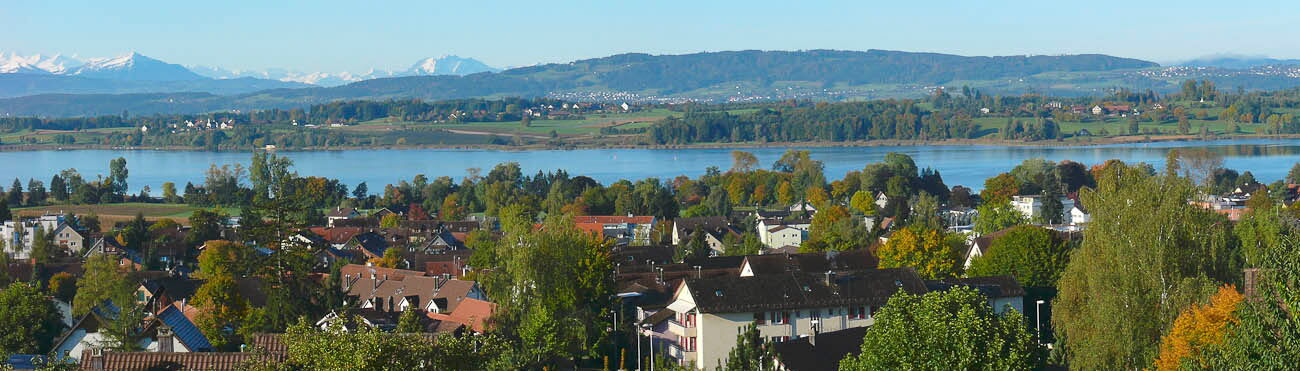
(667, 343), (695, 363)
(668, 318), (696, 337)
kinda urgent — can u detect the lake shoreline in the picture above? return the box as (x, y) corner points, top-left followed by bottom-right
(2, 134), (1295, 153)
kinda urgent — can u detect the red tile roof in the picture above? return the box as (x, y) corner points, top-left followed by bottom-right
(574, 215), (655, 224)
(427, 298), (496, 332)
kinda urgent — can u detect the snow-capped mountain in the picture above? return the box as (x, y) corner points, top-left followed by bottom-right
(407, 55), (499, 75)
(69, 52), (206, 81)
(188, 55), (499, 87)
(0, 52), (83, 74)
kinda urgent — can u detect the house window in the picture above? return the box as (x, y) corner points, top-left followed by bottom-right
(770, 311), (790, 324)
(849, 306), (868, 320)
(753, 312), (765, 325)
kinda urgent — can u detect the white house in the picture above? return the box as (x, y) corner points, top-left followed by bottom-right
(1069, 205), (1091, 225)
(1010, 195), (1074, 223)
(0, 214), (67, 259)
(757, 219), (811, 249)
(664, 269), (929, 369)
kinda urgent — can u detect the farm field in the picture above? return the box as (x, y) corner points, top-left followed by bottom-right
(14, 202), (239, 232)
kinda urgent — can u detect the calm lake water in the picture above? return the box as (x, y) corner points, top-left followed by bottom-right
(3, 139), (1300, 194)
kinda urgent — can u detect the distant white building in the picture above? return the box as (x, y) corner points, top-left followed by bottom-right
(0, 214), (69, 259)
(1010, 195), (1074, 223)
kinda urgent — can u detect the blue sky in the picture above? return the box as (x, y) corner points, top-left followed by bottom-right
(3, 0), (1297, 73)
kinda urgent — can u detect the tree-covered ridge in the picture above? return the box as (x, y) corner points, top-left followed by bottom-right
(0, 49), (1157, 116)
(503, 49), (1157, 94)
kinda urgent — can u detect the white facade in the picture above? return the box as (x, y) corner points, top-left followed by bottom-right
(757, 219), (810, 248)
(1069, 206), (1091, 225)
(0, 214), (64, 259)
(666, 286), (880, 370)
(1010, 195), (1074, 223)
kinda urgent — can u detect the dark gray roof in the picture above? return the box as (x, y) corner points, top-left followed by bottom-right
(926, 275), (1026, 298)
(773, 327), (869, 371)
(685, 268), (927, 313)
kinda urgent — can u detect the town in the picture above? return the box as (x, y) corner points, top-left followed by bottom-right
(0, 146), (1290, 370)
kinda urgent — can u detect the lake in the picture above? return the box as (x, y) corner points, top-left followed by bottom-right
(3, 139), (1300, 195)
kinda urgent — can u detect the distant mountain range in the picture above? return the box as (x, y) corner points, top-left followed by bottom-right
(0, 52), (502, 98)
(185, 55), (500, 87)
(0, 49), (1166, 117)
(1178, 54), (1300, 69)
(11, 49), (1300, 118)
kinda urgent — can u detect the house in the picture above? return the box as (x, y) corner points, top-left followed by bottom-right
(756, 219), (811, 249)
(925, 276), (1026, 314)
(942, 207), (978, 229)
(83, 237), (143, 270)
(50, 223), (85, 254)
(573, 215), (657, 246)
(52, 300), (212, 363)
(426, 297), (497, 333)
(326, 207), (360, 227)
(316, 308), (401, 332)
(347, 231), (389, 260)
(787, 202), (817, 215)
(78, 350), (277, 371)
(873, 192), (890, 210)
(663, 268), (929, 369)
(673, 217), (741, 255)
(0, 214), (65, 259)
(1010, 195), (1074, 222)
(1091, 105), (1104, 115)
(772, 327), (868, 371)
(342, 269), (485, 314)
(1069, 204), (1091, 225)
(737, 250), (878, 277)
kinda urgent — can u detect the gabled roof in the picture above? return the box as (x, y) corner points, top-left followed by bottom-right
(773, 327), (869, 371)
(927, 276), (1026, 298)
(681, 268), (927, 313)
(79, 351), (278, 370)
(427, 298), (496, 333)
(574, 215), (655, 225)
(248, 333), (286, 356)
(340, 264), (426, 282)
(349, 232), (389, 257)
(157, 303), (213, 352)
(327, 207), (358, 218)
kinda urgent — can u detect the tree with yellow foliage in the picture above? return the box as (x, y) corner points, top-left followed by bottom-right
(1151, 285), (1243, 371)
(876, 226), (961, 279)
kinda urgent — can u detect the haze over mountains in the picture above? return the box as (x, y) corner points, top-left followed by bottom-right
(4, 49), (1300, 117)
(0, 52), (502, 97)
(187, 55), (501, 86)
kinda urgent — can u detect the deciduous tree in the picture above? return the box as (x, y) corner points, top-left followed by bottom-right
(840, 286), (1042, 370)
(876, 226), (961, 279)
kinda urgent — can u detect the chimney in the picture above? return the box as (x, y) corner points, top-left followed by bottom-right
(157, 325), (174, 352)
(825, 271), (836, 286)
(89, 347), (105, 370)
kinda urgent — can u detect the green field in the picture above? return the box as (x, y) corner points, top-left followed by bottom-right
(347, 108), (681, 137)
(15, 203), (240, 231)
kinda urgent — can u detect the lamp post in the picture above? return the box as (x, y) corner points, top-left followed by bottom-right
(641, 324), (654, 371)
(1035, 300), (1046, 344)
(636, 324), (643, 371)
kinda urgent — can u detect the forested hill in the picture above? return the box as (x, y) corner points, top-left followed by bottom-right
(0, 50), (1158, 117)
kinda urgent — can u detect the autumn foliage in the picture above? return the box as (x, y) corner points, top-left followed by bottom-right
(1151, 285), (1244, 371)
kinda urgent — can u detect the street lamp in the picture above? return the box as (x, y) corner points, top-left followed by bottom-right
(636, 323), (643, 371)
(641, 324), (655, 371)
(1035, 300), (1046, 344)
